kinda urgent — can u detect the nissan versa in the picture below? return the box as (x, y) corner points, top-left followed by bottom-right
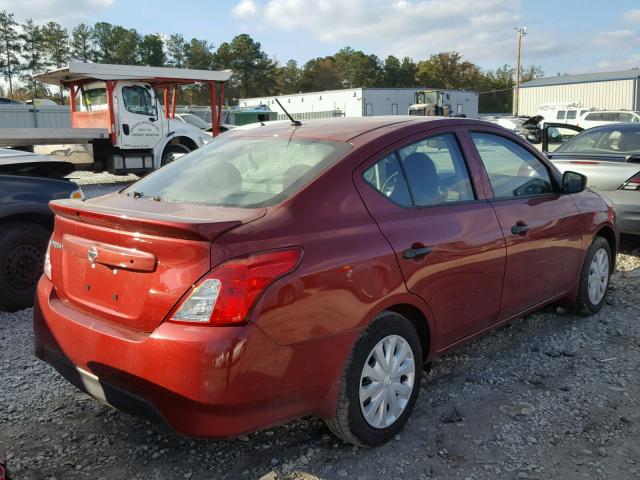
(34, 117), (618, 446)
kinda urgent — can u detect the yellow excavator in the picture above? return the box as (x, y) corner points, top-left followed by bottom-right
(408, 90), (450, 116)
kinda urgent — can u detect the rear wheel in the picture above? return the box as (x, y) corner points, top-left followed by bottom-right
(161, 144), (191, 166)
(325, 311), (422, 446)
(0, 222), (50, 311)
(575, 236), (612, 315)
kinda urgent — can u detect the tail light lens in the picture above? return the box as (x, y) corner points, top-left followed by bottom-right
(620, 172), (640, 191)
(170, 248), (302, 326)
(44, 241), (52, 281)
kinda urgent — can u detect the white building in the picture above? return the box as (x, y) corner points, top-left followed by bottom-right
(239, 87), (479, 119)
(517, 69), (640, 116)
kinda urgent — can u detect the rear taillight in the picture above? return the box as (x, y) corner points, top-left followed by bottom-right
(44, 241), (52, 281)
(620, 172), (640, 191)
(170, 248), (302, 326)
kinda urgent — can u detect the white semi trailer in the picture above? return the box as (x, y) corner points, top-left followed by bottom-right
(0, 62), (232, 174)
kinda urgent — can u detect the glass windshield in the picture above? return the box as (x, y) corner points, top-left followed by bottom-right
(181, 114), (210, 129)
(80, 88), (107, 111)
(415, 91), (438, 105)
(124, 136), (351, 207)
(555, 128), (640, 156)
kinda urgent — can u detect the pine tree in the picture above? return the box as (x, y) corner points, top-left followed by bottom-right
(0, 11), (20, 99)
(71, 23), (94, 62)
(43, 22), (70, 101)
(166, 33), (186, 67)
(20, 19), (47, 98)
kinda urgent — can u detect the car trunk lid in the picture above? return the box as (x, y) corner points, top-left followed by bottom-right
(48, 194), (265, 332)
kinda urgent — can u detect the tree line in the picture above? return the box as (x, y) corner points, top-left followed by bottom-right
(0, 10), (543, 113)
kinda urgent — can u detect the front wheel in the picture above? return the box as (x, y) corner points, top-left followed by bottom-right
(325, 311), (422, 446)
(161, 144), (191, 166)
(575, 236), (612, 315)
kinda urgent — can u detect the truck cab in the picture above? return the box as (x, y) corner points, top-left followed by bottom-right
(408, 90), (450, 117)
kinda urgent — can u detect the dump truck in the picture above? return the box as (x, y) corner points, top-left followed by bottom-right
(0, 62), (232, 174)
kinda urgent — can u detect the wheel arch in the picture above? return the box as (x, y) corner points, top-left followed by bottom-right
(0, 211), (54, 232)
(170, 136), (198, 152)
(385, 303), (432, 363)
(596, 225), (617, 272)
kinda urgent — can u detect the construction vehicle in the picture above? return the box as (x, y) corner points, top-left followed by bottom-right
(409, 90), (450, 116)
(0, 62), (232, 174)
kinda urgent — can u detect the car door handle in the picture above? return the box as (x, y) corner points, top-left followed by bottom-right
(403, 246), (433, 260)
(511, 224), (531, 235)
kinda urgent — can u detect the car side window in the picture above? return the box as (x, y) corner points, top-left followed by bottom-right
(471, 132), (554, 198)
(122, 86), (155, 116)
(557, 110), (566, 120)
(364, 153), (412, 207)
(566, 110), (577, 120)
(397, 134), (475, 206)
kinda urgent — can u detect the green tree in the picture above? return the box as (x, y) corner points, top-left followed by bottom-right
(0, 11), (20, 98)
(280, 59), (300, 94)
(334, 47), (381, 88)
(92, 22), (116, 63)
(111, 26), (140, 64)
(166, 33), (186, 67)
(399, 57), (417, 87)
(70, 23), (94, 62)
(20, 18), (46, 98)
(43, 22), (70, 101)
(140, 34), (165, 66)
(298, 57), (342, 92)
(215, 34), (275, 98)
(416, 52), (481, 90)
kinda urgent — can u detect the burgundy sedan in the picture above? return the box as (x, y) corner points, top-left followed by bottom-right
(34, 117), (617, 446)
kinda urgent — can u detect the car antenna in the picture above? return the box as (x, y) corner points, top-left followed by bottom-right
(275, 98), (301, 127)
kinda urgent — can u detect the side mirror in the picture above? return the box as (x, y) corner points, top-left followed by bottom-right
(562, 171), (587, 194)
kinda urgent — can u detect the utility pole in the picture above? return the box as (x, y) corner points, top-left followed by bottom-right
(514, 26), (527, 116)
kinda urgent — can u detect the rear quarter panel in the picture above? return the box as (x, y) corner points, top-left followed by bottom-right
(0, 175), (77, 220)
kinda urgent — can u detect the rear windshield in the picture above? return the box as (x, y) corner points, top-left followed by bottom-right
(124, 136), (351, 207)
(555, 128), (640, 156)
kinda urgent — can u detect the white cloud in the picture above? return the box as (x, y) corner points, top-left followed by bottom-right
(596, 53), (640, 71)
(230, 0), (562, 63)
(622, 9), (640, 23)
(592, 29), (640, 48)
(233, 0), (260, 18)
(1, 0), (114, 26)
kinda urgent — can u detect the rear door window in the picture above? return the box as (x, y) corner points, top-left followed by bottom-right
(397, 134), (475, 206)
(471, 132), (554, 198)
(364, 154), (412, 207)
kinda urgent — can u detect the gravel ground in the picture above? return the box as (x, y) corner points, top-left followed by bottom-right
(1, 174), (639, 480)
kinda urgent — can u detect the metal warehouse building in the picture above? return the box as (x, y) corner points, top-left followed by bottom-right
(239, 87), (479, 119)
(517, 69), (640, 116)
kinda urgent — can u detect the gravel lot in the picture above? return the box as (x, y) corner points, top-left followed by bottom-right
(1, 174), (639, 480)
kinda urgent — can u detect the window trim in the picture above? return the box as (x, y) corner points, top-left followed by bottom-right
(360, 131), (482, 210)
(467, 130), (562, 200)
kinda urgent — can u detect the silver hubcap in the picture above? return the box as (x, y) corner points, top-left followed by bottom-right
(359, 335), (415, 429)
(588, 248), (609, 305)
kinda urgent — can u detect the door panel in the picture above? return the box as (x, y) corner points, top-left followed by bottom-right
(356, 132), (506, 350)
(116, 82), (162, 150)
(468, 130), (583, 319)
(490, 195), (583, 317)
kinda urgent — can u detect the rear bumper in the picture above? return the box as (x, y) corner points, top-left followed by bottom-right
(601, 191), (640, 235)
(34, 276), (348, 438)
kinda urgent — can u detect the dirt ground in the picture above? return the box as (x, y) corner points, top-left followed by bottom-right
(1, 178), (639, 480)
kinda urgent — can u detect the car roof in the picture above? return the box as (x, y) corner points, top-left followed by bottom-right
(581, 123), (640, 131)
(223, 116), (485, 142)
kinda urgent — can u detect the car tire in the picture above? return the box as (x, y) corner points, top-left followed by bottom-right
(0, 222), (50, 311)
(575, 236), (612, 315)
(161, 144), (191, 166)
(325, 311), (423, 446)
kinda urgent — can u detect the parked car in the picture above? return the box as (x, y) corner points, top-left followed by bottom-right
(543, 122), (640, 235)
(0, 149), (83, 311)
(34, 117), (617, 446)
(577, 110), (640, 129)
(484, 115), (544, 143)
(175, 113), (236, 134)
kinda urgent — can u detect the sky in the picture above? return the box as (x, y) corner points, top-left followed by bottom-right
(3, 0), (640, 77)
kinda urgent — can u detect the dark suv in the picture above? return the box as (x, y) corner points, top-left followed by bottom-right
(0, 149), (82, 311)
